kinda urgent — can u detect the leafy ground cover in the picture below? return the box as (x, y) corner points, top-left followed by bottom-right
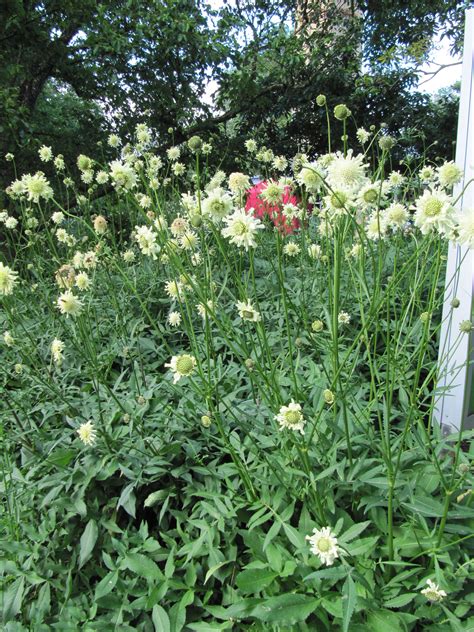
(1, 111), (473, 630)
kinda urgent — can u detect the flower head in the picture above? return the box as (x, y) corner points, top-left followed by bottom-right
(168, 311), (182, 327)
(306, 526), (340, 566)
(437, 161), (462, 189)
(421, 579), (447, 603)
(413, 188), (455, 236)
(51, 338), (65, 365)
(326, 150), (368, 194)
(236, 300), (261, 322)
(56, 291), (83, 317)
(202, 187), (233, 221)
(221, 209), (264, 250)
(0, 262), (18, 295)
(275, 401), (306, 434)
(77, 421), (96, 446)
(165, 354), (196, 383)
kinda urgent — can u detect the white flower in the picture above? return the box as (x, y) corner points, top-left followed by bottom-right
(5, 217), (18, 229)
(0, 262), (18, 295)
(273, 155), (288, 171)
(82, 251), (98, 269)
(437, 161), (462, 189)
(307, 243), (322, 259)
(168, 311), (182, 327)
(39, 145), (53, 162)
(172, 162), (185, 176)
(22, 172), (54, 202)
(327, 150), (368, 194)
(275, 401), (306, 434)
(366, 212), (387, 241)
(201, 187), (233, 221)
(170, 216), (189, 236)
(338, 311), (351, 325)
(179, 231), (199, 250)
(419, 165), (435, 183)
(259, 180), (286, 204)
(236, 300), (261, 322)
(387, 170), (405, 188)
(413, 188), (455, 236)
(135, 225), (159, 258)
(123, 249), (135, 263)
(421, 579), (447, 603)
(77, 421), (96, 446)
(56, 291), (83, 317)
(93, 215), (107, 235)
(356, 128), (370, 144)
(245, 139), (258, 153)
(456, 208), (474, 249)
(167, 146), (180, 161)
(108, 134), (121, 148)
(110, 160), (137, 190)
(75, 272), (91, 290)
(96, 170), (109, 184)
(164, 279), (183, 299)
(221, 209), (263, 250)
(52, 211), (65, 225)
(297, 162), (326, 193)
(306, 526), (340, 566)
(51, 338), (65, 365)
(228, 172), (250, 194)
(283, 241), (301, 257)
(383, 202), (409, 230)
(165, 354), (196, 383)
(3, 330), (14, 346)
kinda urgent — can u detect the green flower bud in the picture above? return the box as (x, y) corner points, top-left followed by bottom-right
(459, 320), (473, 334)
(188, 135), (202, 151)
(450, 297), (460, 308)
(190, 214), (202, 228)
(316, 94), (327, 107)
(378, 135), (396, 151)
(334, 104), (351, 121)
(201, 415), (212, 428)
(311, 319), (324, 332)
(323, 389), (335, 405)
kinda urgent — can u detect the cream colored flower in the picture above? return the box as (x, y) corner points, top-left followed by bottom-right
(236, 300), (261, 322)
(51, 338), (65, 365)
(275, 401), (306, 434)
(221, 209), (263, 250)
(283, 242), (301, 257)
(421, 579), (447, 603)
(56, 291), (83, 317)
(165, 354), (196, 383)
(168, 311), (182, 327)
(77, 421), (96, 446)
(0, 262), (18, 295)
(306, 526), (340, 566)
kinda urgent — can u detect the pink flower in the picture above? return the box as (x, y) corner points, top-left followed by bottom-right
(245, 181), (305, 234)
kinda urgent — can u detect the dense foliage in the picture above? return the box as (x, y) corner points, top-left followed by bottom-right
(1, 111), (473, 629)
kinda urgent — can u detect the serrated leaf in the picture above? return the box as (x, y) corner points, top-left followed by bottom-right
(384, 593), (418, 608)
(342, 575), (356, 632)
(3, 576), (25, 623)
(235, 568), (278, 593)
(79, 519), (98, 568)
(339, 521), (371, 543)
(125, 553), (162, 580)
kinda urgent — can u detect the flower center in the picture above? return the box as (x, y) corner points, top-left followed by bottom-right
(286, 411), (301, 425)
(176, 355), (194, 375)
(317, 536), (331, 552)
(242, 310), (254, 320)
(424, 198), (442, 217)
(331, 192), (347, 208)
(234, 220), (247, 235)
(363, 189), (378, 203)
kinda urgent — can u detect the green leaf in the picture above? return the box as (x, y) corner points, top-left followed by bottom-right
(94, 570), (118, 601)
(384, 593), (418, 608)
(204, 561), (232, 584)
(367, 609), (405, 632)
(144, 490), (168, 508)
(235, 568), (278, 594)
(251, 594), (321, 623)
(125, 553), (162, 580)
(3, 576), (25, 623)
(117, 482), (137, 518)
(342, 575), (357, 632)
(340, 521), (371, 543)
(304, 566), (348, 582)
(152, 605), (170, 632)
(79, 519), (98, 568)
(346, 536), (379, 556)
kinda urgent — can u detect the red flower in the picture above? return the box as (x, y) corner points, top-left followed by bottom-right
(245, 181), (302, 234)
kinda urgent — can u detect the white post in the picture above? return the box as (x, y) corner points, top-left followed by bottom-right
(434, 8), (474, 433)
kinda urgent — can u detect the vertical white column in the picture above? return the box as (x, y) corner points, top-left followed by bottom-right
(434, 9), (474, 433)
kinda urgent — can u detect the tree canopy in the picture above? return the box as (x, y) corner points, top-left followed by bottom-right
(0, 0), (469, 188)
